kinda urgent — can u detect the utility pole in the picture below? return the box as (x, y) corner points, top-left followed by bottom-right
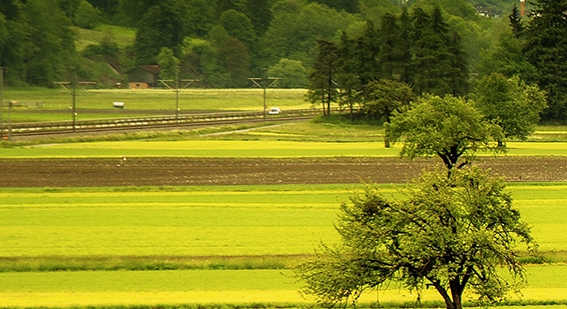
(249, 68), (281, 120)
(0, 67), (5, 141)
(159, 67), (198, 121)
(55, 69), (96, 132)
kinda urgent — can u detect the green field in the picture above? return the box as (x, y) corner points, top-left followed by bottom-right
(1, 88), (310, 122)
(2, 183), (567, 307)
(2, 183), (567, 257)
(74, 25), (136, 51)
(3, 139), (567, 158)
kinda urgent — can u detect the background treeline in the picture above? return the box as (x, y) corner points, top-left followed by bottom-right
(1, 0), (565, 121)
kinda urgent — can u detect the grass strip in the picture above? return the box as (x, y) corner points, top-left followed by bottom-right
(0, 252), (556, 273)
(0, 255), (306, 272)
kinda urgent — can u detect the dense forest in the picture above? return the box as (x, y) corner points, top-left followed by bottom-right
(0, 0), (566, 120)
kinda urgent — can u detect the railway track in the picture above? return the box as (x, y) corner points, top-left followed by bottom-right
(0, 109), (324, 139)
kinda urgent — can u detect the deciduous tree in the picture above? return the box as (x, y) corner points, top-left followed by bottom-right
(156, 47), (180, 81)
(268, 58), (308, 88)
(217, 37), (251, 88)
(472, 73), (547, 144)
(220, 9), (256, 51)
(364, 79), (415, 147)
(133, 0), (187, 65)
(296, 166), (535, 309)
(477, 31), (537, 83)
(386, 94), (503, 171)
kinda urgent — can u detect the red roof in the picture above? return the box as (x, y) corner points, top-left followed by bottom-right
(138, 65), (161, 74)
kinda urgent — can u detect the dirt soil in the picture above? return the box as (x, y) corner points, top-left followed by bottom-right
(1, 156), (566, 187)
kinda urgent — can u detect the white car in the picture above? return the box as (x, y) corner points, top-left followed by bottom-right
(268, 107), (281, 115)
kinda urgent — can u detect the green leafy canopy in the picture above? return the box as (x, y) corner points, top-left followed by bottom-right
(386, 94), (504, 170)
(295, 166), (536, 309)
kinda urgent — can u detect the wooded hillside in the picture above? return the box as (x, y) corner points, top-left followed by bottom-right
(2, 0), (565, 121)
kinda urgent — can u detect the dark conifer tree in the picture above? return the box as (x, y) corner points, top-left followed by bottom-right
(336, 32), (361, 119)
(509, 4), (524, 39)
(379, 12), (411, 81)
(447, 30), (469, 96)
(353, 21), (380, 98)
(397, 6), (413, 85)
(523, 0), (567, 121)
(308, 40), (340, 116)
(410, 6), (467, 97)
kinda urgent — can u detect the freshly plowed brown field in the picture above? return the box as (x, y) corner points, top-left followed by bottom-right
(0, 156), (566, 187)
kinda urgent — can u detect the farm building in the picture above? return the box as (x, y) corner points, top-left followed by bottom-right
(127, 65), (162, 89)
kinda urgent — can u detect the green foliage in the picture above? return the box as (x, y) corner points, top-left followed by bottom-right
(410, 6), (469, 96)
(477, 31), (537, 82)
(523, 0), (567, 122)
(156, 47), (180, 81)
(133, 0), (188, 65)
(308, 0), (360, 13)
(268, 58), (308, 88)
(218, 37), (252, 88)
(20, 0), (76, 86)
(472, 73), (547, 141)
(75, 0), (103, 29)
(245, 0), (274, 36)
(386, 94), (503, 170)
(378, 12), (410, 81)
(263, 1), (356, 68)
(363, 79), (415, 123)
(220, 9), (256, 50)
(296, 167), (535, 309)
(307, 40), (340, 116)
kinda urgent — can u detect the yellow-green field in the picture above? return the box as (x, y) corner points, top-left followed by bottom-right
(2, 183), (567, 308)
(2, 266), (567, 307)
(2, 140), (567, 158)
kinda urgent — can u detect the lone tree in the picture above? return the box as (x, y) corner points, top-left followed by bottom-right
(385, 95), (503, 171)
(296, 166), (536, 309)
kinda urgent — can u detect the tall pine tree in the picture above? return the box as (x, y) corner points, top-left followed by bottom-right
(410, 6), (468, 97)
(523, 0), (567, 122)
(378, 10), (413, 84)
(308, 40), (340, 116)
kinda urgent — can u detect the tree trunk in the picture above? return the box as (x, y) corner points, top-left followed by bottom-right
(449, 280), (463, 309)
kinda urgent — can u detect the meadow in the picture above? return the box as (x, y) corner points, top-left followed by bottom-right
(2, 183), (567, 307)
(1, 88), (310, 122)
